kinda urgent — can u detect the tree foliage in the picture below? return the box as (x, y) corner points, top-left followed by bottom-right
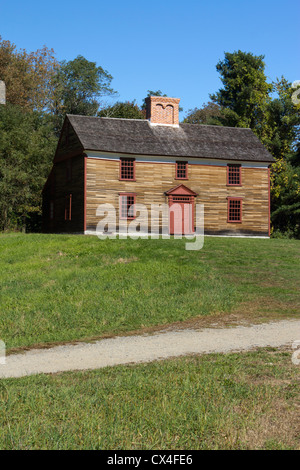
(184, 102), (223, 125)
(210, 51), (272, 135)
(270, 158), (300, 237)
(185, 50), (300, 237)
(0, 38), (118, 231)
(0, 36), (59, 112)
(264, 77), (300, 159)
(98, 100), (144, 119)
(51, 55), (117, 132)
(0, 104), (57, 230)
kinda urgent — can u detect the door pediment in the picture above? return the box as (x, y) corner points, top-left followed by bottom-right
(165, 184), (198, 197)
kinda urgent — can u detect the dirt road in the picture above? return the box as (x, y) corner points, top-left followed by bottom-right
(1, 319), (299, 378)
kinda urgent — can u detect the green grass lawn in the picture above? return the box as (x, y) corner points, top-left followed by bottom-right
(0, 349), (298, 450)
(0, 233), (299, 350)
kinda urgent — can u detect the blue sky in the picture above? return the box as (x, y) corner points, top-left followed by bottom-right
(1, 0), (299, 118)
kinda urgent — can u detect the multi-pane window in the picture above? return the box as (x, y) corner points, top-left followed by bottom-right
(171, 196), (193, 203)
(227, 164), (241, 185)
(120, 194), (136, 219)
(120, 158), (135, 180)
(176, 161), (188, 179)
(65, 194), (72, 221)
(228, 198), (242, 223)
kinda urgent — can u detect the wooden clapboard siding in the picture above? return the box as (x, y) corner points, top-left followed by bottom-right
(42, 154), (85, 233)
(85, 158), (269, 235)
(54, 120), (83, 162)
(43, 114), (274, 236)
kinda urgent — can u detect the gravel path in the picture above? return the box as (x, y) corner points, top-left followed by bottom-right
(1, 319), (299, 378)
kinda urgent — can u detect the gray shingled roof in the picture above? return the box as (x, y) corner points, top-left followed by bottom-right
(66, 114), (274, 163)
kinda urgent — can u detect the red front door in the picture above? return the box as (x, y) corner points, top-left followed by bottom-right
(169, 196), (194, 235)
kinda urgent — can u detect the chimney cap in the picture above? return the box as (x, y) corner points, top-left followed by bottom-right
(145, 95), (180, 103)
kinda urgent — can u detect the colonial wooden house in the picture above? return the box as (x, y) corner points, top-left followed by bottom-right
(42, 96), (274, 236)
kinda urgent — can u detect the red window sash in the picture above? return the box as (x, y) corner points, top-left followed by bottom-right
(119, 193), (136, 220)
(119, 158), (136, 181)
(175, 161), (188, 180)
(227, 164), (242, 186)
(65, 194), (72, 221)
(227, 197), (243, 223)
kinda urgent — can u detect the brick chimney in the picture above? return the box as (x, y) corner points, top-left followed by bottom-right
(145, 96), (180, 125)
(0, 81), (6, 105)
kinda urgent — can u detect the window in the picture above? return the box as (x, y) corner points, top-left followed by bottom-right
(66, 159), (72, 183)
(227, 198), (242, 223)
(120, 193), (136, 219)
(50, 201), (54, 220)
(65, 194), (72, 221)
(176, 161), (188, 179)
(227, 164), (241, 186)
(171, 196), (193, 203)
(120, 158), (135, 180)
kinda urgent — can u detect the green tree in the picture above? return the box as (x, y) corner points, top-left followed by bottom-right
(98, 100), (145, 119)
(290, 142), (300, 167)
(270, 158), (300, 237)
(184, 104), (242, 127)
(51, 55), (116, 131)
(184, 102), (224, 125)
(210, 50), (272, 138)
(186, 51), (300, 237)
(264, 77), (300, 160)
(0, 36), (59, 112)
(0, 104), (57, 231)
